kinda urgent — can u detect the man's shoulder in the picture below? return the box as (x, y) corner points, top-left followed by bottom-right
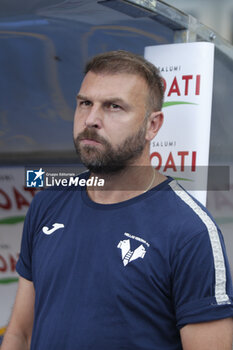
(148, 178), (219, 242)
(167, 179), (215, 222)
(164, 179), (220, 243)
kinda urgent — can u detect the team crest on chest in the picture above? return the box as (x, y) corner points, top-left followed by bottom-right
(117, 232), (150, 266)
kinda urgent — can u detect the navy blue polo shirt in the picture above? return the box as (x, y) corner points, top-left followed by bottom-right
(16, 173), (233, 349)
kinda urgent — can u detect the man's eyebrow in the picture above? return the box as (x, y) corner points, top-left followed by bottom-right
(76, 95), (130, 108)
(104, 97), (127, 104)
(76, 94), (89, 100)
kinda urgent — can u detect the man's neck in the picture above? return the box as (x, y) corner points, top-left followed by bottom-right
(86, 166), (167, 204)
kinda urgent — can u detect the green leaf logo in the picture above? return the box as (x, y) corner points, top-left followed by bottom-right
(0, 216), (25, 225)
(163, 101), (198, 108)
(0, 277), (19, 284)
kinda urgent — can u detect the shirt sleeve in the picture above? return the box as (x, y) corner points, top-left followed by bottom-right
(16, 202), (34, 281)
(172, 228), (233, 329)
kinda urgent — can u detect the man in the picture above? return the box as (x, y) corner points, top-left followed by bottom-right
(2, 50), (233, 349)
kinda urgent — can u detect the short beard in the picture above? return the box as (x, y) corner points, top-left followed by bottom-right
(74, 122), (147, 175)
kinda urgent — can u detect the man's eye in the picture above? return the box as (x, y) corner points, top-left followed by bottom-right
(79, 100), (91, 107)
(109, 103), (121, 110)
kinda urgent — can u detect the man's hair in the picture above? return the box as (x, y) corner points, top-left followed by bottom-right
(84, 50), (164, 112)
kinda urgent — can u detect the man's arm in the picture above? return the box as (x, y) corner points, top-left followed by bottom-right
(180, 318), (233, 350)
(1, 276), (35, 350)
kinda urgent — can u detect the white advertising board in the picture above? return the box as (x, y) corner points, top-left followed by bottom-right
(0, 167), (38, 334)
(145, 42), (215, 205)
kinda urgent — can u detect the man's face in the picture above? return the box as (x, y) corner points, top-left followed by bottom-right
(73, 71), (150, 174)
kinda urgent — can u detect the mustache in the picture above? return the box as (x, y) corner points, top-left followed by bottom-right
(76, 129), (108, 145)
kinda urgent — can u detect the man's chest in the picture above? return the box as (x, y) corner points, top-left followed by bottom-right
(31, 208), (172, 305)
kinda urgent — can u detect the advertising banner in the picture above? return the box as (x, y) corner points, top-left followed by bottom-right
(145, 42), (215, 205)
(0, 167), (38, 334)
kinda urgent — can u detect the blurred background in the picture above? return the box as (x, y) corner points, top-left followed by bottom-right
(164, 0), (233, 44)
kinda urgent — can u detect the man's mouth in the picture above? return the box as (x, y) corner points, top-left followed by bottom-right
(80, 138), (102, 145)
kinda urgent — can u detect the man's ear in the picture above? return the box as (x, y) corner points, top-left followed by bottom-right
(145, 111), (164, 141)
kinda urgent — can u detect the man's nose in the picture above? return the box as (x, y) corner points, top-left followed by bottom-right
(85, 105), (103, 129)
